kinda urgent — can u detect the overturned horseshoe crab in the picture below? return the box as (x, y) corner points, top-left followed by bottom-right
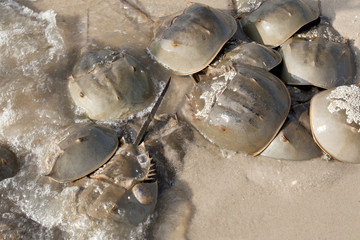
(68, 49), (157, 121)
(310, 84), (360, 163)
(47, 78), (170, 224)
(240, 0), (319, 47)
(184, 65), (290, 155)
(279, 37), (356, 89)
(148, 2), (237, 75)
(0, 146), (19, 181)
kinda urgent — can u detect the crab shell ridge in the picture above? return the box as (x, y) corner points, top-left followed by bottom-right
(148, 3), (237, 75)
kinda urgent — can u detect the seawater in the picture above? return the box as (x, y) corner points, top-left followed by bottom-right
(0, 1), (156, 239)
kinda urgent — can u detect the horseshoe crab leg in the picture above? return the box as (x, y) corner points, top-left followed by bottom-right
(134, 77), (171, 146)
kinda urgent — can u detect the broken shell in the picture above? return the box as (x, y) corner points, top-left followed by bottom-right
(240, 0), (319, 47)
(188, 65), (290, 155)
(47, 123), (119, 183)
(68, 49), (156, 120)
(148, 3), (237, 75)
(280, 37), (356, 89)
(310, 85), (360, 163)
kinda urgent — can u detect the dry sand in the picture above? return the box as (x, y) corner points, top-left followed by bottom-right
(14, 0), (360, 239)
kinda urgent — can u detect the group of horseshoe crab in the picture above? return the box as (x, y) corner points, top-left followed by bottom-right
(2, 0), (355, 229)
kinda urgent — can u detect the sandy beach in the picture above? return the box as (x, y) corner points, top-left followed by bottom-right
(1, 0), (360, 239)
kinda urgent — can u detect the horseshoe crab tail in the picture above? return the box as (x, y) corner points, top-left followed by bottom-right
(120, 0), (154, 24)
(134, 77), (171, 146)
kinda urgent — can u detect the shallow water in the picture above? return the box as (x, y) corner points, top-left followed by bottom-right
(0, 0), (360, 239)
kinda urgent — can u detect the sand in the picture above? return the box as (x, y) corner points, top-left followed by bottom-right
(5, 0), (360, 239)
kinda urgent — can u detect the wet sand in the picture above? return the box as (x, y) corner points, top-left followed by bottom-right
(5, 0), (360, 239)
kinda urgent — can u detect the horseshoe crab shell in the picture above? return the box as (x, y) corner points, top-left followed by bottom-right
(112, 182), (158, 225)
(68, 49), (156, 120)
(188, 65), (290, 155)
(261, 118), (322, 160)
(310, 85), (360, 163)
(0, 146), (19, 181)
(279, 37), (356, 89)
(240, 0), (319, 47)
(91, 141), (155, 189)
(75, 141), (157, 224)
(47, 123), (119, 183)
(209, 41), (282, 73)
(77, 180), (157, 225)
(148, 3), (237, 75)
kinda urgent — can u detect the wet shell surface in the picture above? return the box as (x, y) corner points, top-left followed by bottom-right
(261, 118), (322, 160)
(148, 3), (237, 75)
(240, 0), (319, 47)
(91, 141), (154, 189)
(0, 146), (19, 181)
(77, 180), (158, 225)
(114, 182), (158, 225)
(211, 41), (282, 72)
(77, 180), (127, 221)
(132, 183), (154, 205)
(310, 85), (360, 163)
(189, 65), (290, 155)
(47, 123), (119, 183)
(68, 49), (156, 120)
(47, 120), (158, 223)
(279, 37), (356, 89)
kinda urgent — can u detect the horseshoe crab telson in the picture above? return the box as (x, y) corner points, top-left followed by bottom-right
(148, 3), (237, 75)
(68, 49), (156, 120)
(187, 65), (290, 155)
(279, 37), (356, 89)
(240, 0), (319, 47)
(310, 84), (360, 163)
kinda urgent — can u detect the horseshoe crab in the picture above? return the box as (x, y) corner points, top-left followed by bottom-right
(148, 3), (237, 75)
(240, 0), (319, 47)
(75, 139), (158, 225)
(47, 78), (170, 224)
(279, 37), (356, 89)
(261, 115), (322, 161)
(185, 65), (290, 155)
(46, 123), (119, 182)
(310, 84), (360, 163)
(0, 146), (19, 181)
(68, 49), (156, 120)
(206, 41), (282, 75)
(47, 121), (157, 224)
